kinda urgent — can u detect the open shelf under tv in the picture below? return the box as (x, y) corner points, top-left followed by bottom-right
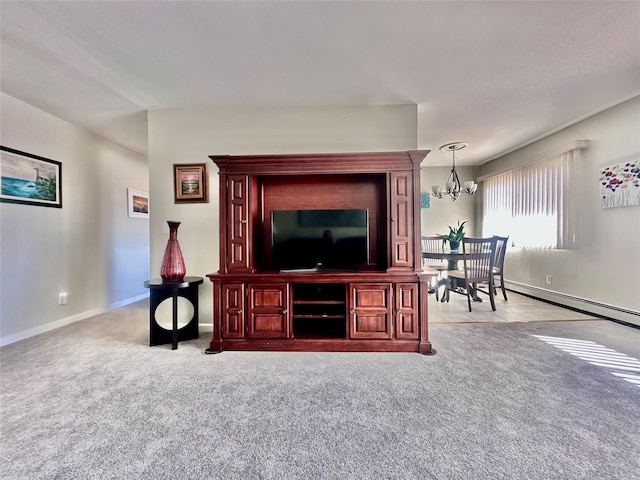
(292, 283), (347, 339)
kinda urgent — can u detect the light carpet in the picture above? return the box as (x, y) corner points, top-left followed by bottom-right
(1, 300), (639, 479)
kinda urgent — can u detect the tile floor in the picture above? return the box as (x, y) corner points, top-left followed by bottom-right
(428, 287), (599, 324)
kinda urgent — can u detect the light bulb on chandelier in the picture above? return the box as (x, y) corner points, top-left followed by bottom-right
(431, 142), (477, 201)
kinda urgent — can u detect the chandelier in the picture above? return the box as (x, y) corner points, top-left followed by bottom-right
(431, 142), (477, 201)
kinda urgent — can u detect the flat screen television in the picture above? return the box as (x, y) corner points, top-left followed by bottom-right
(271, 209), (369, 271)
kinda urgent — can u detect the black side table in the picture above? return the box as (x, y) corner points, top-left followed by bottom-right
(144, 276), (203, 350)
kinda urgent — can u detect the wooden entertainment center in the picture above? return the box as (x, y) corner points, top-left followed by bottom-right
(207, 150), (433, 354)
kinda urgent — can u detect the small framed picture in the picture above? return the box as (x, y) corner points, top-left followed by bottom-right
(174, 163), (209, 203)
(1, 146), (62, 208)
(128, 188), (149, 218)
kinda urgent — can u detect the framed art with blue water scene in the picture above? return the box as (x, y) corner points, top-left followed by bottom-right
(1, 146), (62, 208)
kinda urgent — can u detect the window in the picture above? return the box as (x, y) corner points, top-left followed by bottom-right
(482, 148), (581, 249)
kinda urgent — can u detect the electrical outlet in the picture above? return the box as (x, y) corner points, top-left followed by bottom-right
(58, 292), (68, 305)
(545, 275), (552, 285)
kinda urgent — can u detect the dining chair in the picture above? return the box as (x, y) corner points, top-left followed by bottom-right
(421, 235), (448, 301)
(446, 237), (497, 312)
(492, 235), (509, 301)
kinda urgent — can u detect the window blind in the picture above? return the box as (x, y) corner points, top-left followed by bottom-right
(482, 150), (580, 249)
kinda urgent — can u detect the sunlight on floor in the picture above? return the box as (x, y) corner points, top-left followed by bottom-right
(534, 335), (640, 389)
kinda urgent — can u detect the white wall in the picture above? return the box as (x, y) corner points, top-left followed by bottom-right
(4, 93), (635, 342)
(0, 93), (150, 345)
(420, 165), (480, 238)
(479, 96), (640, 325)
(147, 105), (418, 326)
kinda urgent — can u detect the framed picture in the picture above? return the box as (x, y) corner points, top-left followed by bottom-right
(174, 163), (208, 203)
(420, 192), (430, 209)
(128, 188), (149, 218)
(1, 146), (62, 208)
(600, 161), (640, 208)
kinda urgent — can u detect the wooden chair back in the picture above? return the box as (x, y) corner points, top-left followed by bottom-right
(493, 235), (509, 274)
(421, 235), (445, 254)
(461, 237), (496, 283)
(492, 235), (509, 300)
(421, 235), (447, 300)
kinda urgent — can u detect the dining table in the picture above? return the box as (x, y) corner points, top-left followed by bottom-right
(422, 250), (465, 270)
(422, 250), (483, 302)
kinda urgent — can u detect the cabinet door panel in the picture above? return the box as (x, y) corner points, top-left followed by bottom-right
(252, 314), (287, 335)
(227, 175), (249, 271)
(222, 284), (244, 338)
(395, 283), (418, 340)
(353, 313), (389, 336)
(349, 283), (392, 339)
(389, 172), (413, 269)
(247, 284), (289, 338)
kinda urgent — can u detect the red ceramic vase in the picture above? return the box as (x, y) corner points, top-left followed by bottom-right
(160, 221), (186, 282)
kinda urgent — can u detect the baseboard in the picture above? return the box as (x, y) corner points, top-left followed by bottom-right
(506, 281), (640, 328)
(0, 293), (150, 347)
(5, 287), (636, 346)
(107, 293), (149, 310)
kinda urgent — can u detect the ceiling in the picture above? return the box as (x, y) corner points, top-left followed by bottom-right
(1, 1), (639, 166)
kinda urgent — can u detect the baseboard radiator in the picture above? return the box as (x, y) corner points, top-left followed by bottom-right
(506, 281), (640, 328)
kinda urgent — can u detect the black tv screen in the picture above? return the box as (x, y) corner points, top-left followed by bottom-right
(271, 209), (369, 271)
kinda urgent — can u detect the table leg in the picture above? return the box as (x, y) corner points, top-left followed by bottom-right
(172, 286), (178, 350)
